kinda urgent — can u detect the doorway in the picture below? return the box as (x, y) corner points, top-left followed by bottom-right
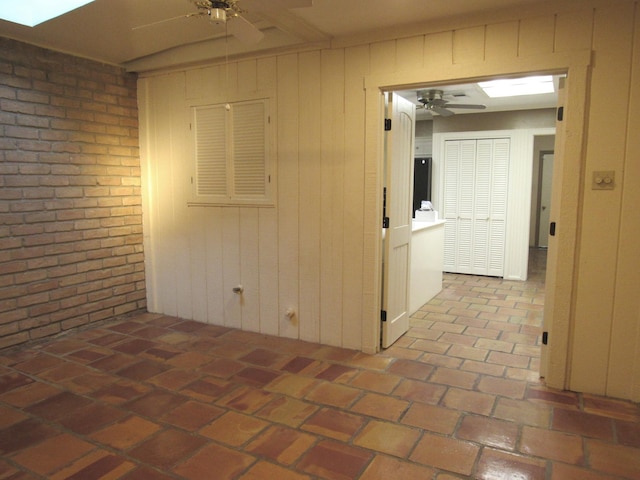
(364, 51), (590, 392)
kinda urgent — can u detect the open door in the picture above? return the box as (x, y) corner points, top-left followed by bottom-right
(537, 153), (554, 248)
(381, 92), (416, 348)
(540, 81), (565, 378)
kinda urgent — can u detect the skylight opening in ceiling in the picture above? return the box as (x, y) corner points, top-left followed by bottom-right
(0, 0), (94, 27)
(479, 75), (555, 98)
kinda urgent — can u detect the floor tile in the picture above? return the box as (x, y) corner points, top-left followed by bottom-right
(353, 420), (420, 457)
(475, 447), (546, 480)
(349, 370), (401, 394)
(0, 418), (59, 455)
(128, 429), (207, 469)
(301, 407), (366, 441)
(238, 461), (312, 480)
(173, 443), (255, 480)
(90, 415), (162, 450)
(552, 407), (614, 440)
(199, 410), (270, 446)
(297, 440), (373, 480)
(11, 433), (95, 476)
(49, 451), (136, 480)
(442, 387), (496, 415)
(58, 402), (127, 435)
(519, 425), (584, 465)
(410, 432), (480, 475)
(246, 424), (316, 465)
(358, 455), (435, 480)
(349, 392), (409, 421)
(256, 395), (318, 427)
(401, 402), (460, 434)
(456, 414), (519, 450)
(586, 439), (640, 479)
(305, 381), (361, 408)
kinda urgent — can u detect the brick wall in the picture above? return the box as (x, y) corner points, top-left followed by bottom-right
(0, 37), (146, 349)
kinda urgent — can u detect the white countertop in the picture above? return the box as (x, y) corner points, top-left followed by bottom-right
(412, 219), (446, 232)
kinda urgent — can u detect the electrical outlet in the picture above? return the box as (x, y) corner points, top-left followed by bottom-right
(592, 170), (615, 190)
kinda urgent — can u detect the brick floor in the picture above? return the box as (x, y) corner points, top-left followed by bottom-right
(1, 249), (639, 479)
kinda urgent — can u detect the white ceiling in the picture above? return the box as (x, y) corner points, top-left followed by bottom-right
(0, 0), (564, 72)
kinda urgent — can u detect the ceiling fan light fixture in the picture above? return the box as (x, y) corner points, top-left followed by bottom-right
(209, 7), (227, 24)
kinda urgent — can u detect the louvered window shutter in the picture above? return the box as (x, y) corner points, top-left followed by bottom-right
(232, 101), (266, 197)
(192, 99), (271, 205)
(195, 105), (227, 196)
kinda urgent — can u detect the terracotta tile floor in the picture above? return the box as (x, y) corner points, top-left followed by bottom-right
(2, 249), (640, 479)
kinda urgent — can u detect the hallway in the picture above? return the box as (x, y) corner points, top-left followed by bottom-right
(0, 249), (639, 479)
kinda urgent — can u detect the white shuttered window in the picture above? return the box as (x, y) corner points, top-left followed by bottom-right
(193, 99), (272, 205)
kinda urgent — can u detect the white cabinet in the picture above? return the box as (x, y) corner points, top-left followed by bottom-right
(410, 220), (445, 314)
(443, 138), (509, 277)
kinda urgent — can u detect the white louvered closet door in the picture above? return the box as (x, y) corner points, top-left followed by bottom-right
(442, 138), (510, 277)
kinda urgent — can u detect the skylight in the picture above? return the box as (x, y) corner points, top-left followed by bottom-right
(0, 0), (94, 27)
(479, 76), (555, 98)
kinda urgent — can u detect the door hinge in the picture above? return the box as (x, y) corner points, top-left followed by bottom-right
(382, 217), (390, 229)
(384, 118), (392, 131)
(557, 106), (564, 122)
(549, 222), (556, 236)
(542, 331), (548, 345)
(381, 310), (387, 322)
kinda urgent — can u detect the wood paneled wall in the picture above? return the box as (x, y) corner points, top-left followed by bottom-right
(139, 1), (640, 401)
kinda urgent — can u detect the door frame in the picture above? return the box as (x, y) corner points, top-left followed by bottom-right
(361, 50), (591, 392)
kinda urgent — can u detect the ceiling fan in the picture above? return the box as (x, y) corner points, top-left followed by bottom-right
(416, 89), (486, 117)
(134, 0), (313, 45)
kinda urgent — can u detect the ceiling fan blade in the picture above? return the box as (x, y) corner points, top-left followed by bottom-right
(431, 106), (455, 117)
(227, 14), (264, 44)
(445, 103), (487, 110)
(132, 13), (202, 31)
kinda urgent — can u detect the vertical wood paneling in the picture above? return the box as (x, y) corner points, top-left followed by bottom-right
(204, 208), (224, 325)
(237, 59), (257, 93)
(257, 57), (277, 91)
(519, 15), (556, 56)
(240, 208), (260, 332)
(485, 22), (519, 61)
(172, 82), (194, 321)
(258, 207), (279, 335)
(186, 65), (221, 100)
(424, 31), (453, 67)
(453, 26), (485, 64)
(320, 48), (345, 347)
(607, 4), (640, 401)
(570, 3), (634, 394)
(397, 36), (425, 70)
(555, 8), (594, 52)
(298, 51), (322, 343)
(370, 40), (397, 74)
(151, 73), (187, 317)
(277, 53), (300, 339)
(188, 208), (208, 322)
(222, 207), (241, 328)
(342, 45), (369, 350)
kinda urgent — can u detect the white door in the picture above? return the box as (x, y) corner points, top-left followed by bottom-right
(443, 138), (509, 277)
(538, 153), (554, 247)
(381, 92), (415, 348)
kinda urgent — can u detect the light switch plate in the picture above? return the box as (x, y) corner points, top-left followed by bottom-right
(592, 170), (615, 190)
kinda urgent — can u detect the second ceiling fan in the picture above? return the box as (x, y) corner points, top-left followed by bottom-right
(417, 89), (486, 117)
